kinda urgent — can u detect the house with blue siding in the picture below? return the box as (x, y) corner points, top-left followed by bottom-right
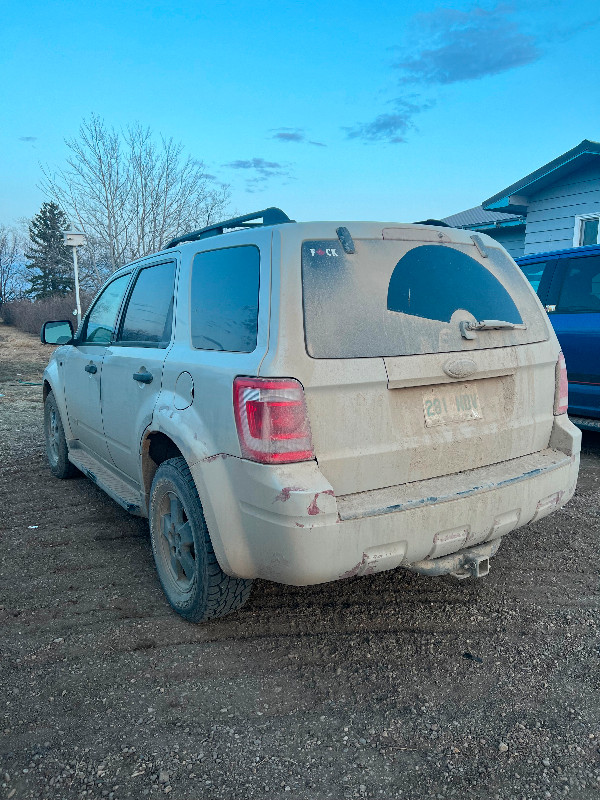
(444, 139), (600, 258)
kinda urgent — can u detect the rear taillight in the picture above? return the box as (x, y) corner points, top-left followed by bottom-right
(554, 351), (568, 415)
(233, 377), (314, 464)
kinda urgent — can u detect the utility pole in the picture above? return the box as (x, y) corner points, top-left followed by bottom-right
(63, 231), (86, 326)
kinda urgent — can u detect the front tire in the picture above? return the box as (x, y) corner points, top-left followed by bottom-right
(44, 392), (77, 479)
(149, 457), (253, 623)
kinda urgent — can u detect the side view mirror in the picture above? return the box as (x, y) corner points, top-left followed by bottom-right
(41, 319), (75, 345)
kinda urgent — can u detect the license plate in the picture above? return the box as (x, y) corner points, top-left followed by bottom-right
(423, 384), (482, 427)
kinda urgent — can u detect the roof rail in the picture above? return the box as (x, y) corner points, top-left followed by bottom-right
(165, 207), (294, 248)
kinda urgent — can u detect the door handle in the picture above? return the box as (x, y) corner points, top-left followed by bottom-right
(133, 371), (153, 384)
(84, 364), (98, 374)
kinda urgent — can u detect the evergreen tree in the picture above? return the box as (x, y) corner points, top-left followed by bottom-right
(26, 202), (74, 298)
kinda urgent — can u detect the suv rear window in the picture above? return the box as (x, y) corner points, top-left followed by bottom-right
(302, 239), (548, 358)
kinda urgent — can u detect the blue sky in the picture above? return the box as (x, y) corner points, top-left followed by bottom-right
(1, 0), (599, 226)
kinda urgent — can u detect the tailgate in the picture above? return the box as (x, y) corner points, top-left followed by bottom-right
(304, 345), (557, 496)
(301, 231), (556, 496)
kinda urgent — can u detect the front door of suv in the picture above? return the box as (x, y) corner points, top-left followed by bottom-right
(101, 260), (177, 483)
(62, 272), (132, 463)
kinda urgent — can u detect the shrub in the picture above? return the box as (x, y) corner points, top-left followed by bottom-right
(2, 295), (91, 336)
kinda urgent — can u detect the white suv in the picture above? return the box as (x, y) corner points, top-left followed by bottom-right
(41, 208), (581, 622)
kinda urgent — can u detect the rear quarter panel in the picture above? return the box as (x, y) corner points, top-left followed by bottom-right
(152, 230), (273, 465)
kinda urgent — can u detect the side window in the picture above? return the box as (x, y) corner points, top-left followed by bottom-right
(191, 246), (260, 352)
(519, 261), (547, 294)
(555, 256), (600, 313)
(118, 262), (176, 347)
(82, 274), (131, 344)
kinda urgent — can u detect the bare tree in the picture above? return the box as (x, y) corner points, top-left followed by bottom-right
(41, 114), (231, 271)
(0, 225), (27, 305)
(74, 234), (114, 295)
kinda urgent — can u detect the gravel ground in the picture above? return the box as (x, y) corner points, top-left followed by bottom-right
(1, 322), (599, 800)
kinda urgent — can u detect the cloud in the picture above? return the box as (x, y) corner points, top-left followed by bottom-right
(271, 128), (304, 143)
(19, 136), (37, 142)
(395, 5), (540, 85)
(345, 98), (432, 144)
(547, 15), (600, 43)
(224, 157), (285, 176)
(270, 127), (326, 147)
(223, 157), (293, 192)
(345, 3), (596, 146)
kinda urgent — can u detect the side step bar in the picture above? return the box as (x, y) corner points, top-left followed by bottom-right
(68, 447), (145, 517)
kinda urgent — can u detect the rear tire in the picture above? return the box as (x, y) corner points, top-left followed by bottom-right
(44, 392), (77, 479)
(149, 457), (253, 622)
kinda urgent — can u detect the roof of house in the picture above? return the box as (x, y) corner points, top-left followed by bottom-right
(483, 139), (600, 214)
(443, 205), (525, 230)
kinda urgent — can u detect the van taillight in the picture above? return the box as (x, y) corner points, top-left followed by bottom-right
(554, 351), (568, 415)
(233, 377), (314, 464)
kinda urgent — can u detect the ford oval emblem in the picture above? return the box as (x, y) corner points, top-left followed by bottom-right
(443, 357), (477, 379)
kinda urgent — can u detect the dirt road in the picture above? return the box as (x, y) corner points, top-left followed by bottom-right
(1, 322), (599, 800)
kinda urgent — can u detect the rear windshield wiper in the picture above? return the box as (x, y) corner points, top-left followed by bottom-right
(459, 319), (527, 340)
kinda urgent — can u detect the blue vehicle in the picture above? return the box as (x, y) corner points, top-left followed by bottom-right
(517, 244), (600, 430)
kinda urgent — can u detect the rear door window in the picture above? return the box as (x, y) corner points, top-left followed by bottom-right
(118, 261), (176, 347)
(191, 245), (260, 352)
(555, 256), (600, 313)
(302, 239), (548, 359)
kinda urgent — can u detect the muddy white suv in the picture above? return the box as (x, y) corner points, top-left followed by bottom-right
(42, 208), (581, 622)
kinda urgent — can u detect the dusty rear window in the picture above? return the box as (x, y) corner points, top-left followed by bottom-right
(301, 239), (548, 358)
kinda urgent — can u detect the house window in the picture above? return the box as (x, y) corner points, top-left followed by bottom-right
(575, 215), (600, 247)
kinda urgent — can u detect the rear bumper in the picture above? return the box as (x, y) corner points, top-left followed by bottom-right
(193, 416), (581, 586)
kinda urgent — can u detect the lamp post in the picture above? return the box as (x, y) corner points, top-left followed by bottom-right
(63, 231), (86, 326)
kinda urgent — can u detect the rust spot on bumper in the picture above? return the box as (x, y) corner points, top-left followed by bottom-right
(274, 486), (303, 503)
(307, 490), (335, 516)
(339, 556), (367, 579)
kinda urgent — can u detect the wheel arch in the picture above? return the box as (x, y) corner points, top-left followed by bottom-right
(141, 431), (185, 509)
(140, 429), (234, 577)
(42, 375), (74, 442)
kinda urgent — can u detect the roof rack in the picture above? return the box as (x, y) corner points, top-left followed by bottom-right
(165, 207), (294, 248)
(413, 218), (451, 228)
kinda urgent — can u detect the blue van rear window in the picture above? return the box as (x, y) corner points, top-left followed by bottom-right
(556, 255), (600, 313)
(519, 261), (547, 293)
